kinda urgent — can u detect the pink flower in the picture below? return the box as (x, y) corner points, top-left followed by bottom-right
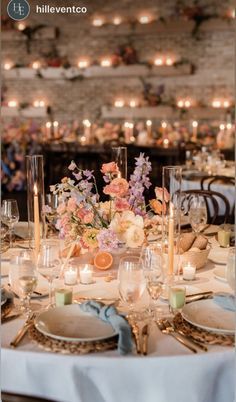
(68, 161), (76, 171)
(101, 162), (119, 174)
(155, 187), (170, 202)
(67, 197), (77, 212)
(82, 211), (94, 224)
(103, 178), (129, 198)
(114, 198), (130, 212)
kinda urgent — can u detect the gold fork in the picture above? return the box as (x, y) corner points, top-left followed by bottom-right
(10, 313), (36, 348)
(156, 319), (198, 353)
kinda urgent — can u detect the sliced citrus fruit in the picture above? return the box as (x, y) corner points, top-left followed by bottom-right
(94, 251), (113, 270)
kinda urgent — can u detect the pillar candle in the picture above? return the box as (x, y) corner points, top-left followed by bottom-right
(33, 184), (40, 255)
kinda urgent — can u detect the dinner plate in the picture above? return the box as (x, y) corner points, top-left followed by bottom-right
(213, 266), (227, 282)
(35, 304), (118, 342)
(208, 248), (228, 265)
(182, 299), (235, 334)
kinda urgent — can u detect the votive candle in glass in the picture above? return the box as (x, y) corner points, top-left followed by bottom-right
(64, 266), (78, 286)
(79, 264), (93, 284)
(182, 262), (196, 281)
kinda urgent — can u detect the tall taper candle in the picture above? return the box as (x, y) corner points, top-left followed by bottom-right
(34, 184), (40, 255)
(168, 203), (174, 275)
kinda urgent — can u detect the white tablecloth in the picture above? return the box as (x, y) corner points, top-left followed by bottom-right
(1, 242), (235, 402)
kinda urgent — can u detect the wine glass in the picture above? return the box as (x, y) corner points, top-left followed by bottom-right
(36, 243), (61, 308)
(9, 250), (38, 315)
(189, 195), (207, 234)
(45, 194), (59, 236)
(118, 256), (146, 317)
(226, 248), (235, 291)
(1, 199), (19, 248)
(141, 244), (164, 317)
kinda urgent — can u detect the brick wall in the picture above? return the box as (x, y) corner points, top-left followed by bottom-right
(2, 0), (234, 123)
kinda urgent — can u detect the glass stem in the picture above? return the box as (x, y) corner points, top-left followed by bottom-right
(9, 226), (14, 248)
(48, 279), (53, 306)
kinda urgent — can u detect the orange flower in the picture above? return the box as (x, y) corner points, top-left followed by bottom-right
(150, 199), (166, 214)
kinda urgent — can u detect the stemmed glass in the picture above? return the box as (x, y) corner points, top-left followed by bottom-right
(140, 244), (164, 317)
(36, 243), (61, 308)
(9, 250), (38, 315)
(45, 193), (59, 235)
(226, 248), (235, 291)
(1, 199), (19, 248)
(189, 195), (207, 234)
(118, 256), (146, 317)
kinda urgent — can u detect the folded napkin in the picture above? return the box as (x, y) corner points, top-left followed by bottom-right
(80, 301), (133, 355)
(213, 292), (236, 312)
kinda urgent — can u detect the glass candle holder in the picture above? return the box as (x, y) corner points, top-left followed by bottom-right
(79, 264), (94, 284)
(111, 147), (127, 179)
(169, 285), (186, 315)
(182, 262), (196, 281)
(26, 155), (45, 254)
(64, 266), (78, 286)
(162, 166), (182, 284)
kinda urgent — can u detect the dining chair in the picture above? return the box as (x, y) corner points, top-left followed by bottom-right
(1, 392), (56, 402)
(184, 189), (230, 225)
(200, 175), (235, 223)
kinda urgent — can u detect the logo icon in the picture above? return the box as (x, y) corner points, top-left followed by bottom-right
(7, 0), (30, 21)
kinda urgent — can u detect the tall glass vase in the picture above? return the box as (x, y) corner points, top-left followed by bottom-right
(162, 166), (182, 285)
(26, 155), (45, 253)
(111, 146), (127, 179)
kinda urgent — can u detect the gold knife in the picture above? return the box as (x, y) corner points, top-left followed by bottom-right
(10, 313), (35, 348)
(142, 324), (149, 356)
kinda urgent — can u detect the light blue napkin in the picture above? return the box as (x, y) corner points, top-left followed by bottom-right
(80, 301), (133, 355)
(213, 292), (236, 312)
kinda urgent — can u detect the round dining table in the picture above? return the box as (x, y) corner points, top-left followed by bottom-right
(1, 234), (235, 402)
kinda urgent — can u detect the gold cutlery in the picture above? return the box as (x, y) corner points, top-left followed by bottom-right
(10, 313), (35, 348)
(164, 320), (208, 352)
(186, 291), (213, 303)
(156, 319), (198, 353)
(74, 296), (119, 304)
(141, 324), (149, 356)
(130, 321), (141, 354)
(2, 313), (21, 324)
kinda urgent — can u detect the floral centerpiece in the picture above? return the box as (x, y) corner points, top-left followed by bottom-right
(49, 153), (166, 252)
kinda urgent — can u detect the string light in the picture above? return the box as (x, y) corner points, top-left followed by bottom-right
(83, 119), (91, 127)
(32, 61), (41, 69)
(113, 16), (122, 25)
(114, 99), (125, 108)
(17, 22), (26, 31)
(129, 99), (137, 108)
(92, 17), (104, 27)
(33, 100), (45, 107)
(4, 62), (13, 70)
(138, 14), (152, 24)
(8, 100), (18, 107)
(100, 58), (112, 67)
(154, 58), (164, 66)
(78, 59), (89, 69)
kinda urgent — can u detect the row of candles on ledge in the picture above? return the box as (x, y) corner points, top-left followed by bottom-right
(3, 55), (177, 70)
(113, 98), (232, 109)
(4, 97), (232, 111)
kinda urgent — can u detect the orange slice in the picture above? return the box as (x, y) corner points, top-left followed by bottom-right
(94, 251), (113, 270)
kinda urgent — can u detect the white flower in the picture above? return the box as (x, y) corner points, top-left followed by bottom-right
(110, 211), (144, 243)
(124, 225), (145, 248)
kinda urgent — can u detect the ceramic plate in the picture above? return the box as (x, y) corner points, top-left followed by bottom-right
(35, 304), (118, 342)
(213, 267), (227, 282)
(208, 248), (228, 265)
(182, 299), (235, 334)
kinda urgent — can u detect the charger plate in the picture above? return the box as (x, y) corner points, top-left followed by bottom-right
(174, 314), (234, 347)
(29, 325), (118, 354)
(35, 304), (118, 342)
(182, 299), (235, 335)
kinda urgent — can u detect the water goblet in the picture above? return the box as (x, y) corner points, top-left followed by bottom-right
(189, 195), (207, 234)
(1, 199), (19, 248)
(9, 250), (38, 315)
(36, 243), (61, 308)
(118, 256), (146, 318)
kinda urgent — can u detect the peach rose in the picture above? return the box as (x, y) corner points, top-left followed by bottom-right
(67, 197), (77, 212)
(101, 162), (119, 174)
(103, 178), (129, 198)
(114, 198), (130, 212)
